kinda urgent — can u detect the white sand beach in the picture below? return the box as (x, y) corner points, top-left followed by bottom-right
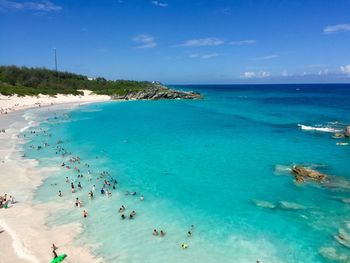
(0, 90), (111, 115)
(0, 92), (110, 263)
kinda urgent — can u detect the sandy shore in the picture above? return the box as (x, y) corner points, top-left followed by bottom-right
(0, 92), (110, 263)
(0, 90), (110, 116)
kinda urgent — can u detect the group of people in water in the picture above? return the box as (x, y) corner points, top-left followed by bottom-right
(0, 193), (15, 209)
(53, 138), (142, 223)
(24, 114), (197, 259)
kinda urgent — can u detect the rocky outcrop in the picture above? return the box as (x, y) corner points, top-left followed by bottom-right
(292, 165), (327, 183)
(345, 126), (350, 137)
(111, 85), (202, 101)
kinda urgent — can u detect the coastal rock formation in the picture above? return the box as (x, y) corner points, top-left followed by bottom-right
(111, 85), (202, 100)
(292, 165), (327, 183)
(345, 126), (350, 137)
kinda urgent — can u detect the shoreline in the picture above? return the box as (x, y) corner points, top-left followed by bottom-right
(0, 99), (110, 262)
(0, 90), (112, 116)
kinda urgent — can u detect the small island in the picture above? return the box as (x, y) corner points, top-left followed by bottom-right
(0, 66), (202, 100)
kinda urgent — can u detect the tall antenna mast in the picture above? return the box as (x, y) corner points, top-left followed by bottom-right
(54, 48), (58, 77)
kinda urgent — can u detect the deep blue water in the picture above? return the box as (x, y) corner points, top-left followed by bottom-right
(24, 84), (350, 263)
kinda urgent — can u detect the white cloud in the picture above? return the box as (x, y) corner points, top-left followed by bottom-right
(241, 71), (270, 79)
(230, 40), (256, 46)
(189, 53), (219, 59)
(0, 0), (62, 12)
(177, 38), (224, 47)
(251, 54), (279, 60)
(241, 72), (256, 79)
(132, 34), (157, 49)
(324, 24), (350, 34)
(151, 1), (168, 7)
(340, 65), (350, 75)
(318, 69), (329, 75)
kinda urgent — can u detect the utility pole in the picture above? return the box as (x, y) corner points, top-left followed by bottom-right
(54, 48), (58, 77)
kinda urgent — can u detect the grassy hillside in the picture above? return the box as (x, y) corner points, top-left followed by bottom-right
(0, 66), (161, 96)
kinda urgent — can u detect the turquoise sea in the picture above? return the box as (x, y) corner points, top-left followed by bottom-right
(23, 84), (350, 263)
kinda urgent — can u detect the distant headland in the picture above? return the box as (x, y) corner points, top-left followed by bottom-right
(0, 66), (202, 100)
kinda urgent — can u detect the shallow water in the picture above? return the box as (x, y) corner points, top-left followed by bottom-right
(23, 84), (350, 262)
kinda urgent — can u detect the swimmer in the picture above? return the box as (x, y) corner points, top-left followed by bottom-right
(75, 198), (79, 207)
(140, 195), (144, 201)
(181, 243), (188, 249)
(121, 214), (126, 220)
(58, 190), (62, 197)
(119, 205), (125, 213)
(160, 230), (165, 237)
(153, 229), (159, 236)
(131, 210), (136, 216)
(83, 210), (88, 218)
(187, 225), (194, 237)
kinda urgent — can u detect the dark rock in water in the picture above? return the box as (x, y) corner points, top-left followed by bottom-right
(292, 165), (327, 183)
(111, 85), (202, 101)
(345, 126), (350, 137)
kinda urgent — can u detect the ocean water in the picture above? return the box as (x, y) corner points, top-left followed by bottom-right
(22, 84), (350, 263)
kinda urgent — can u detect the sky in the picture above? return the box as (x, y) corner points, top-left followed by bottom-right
(0, 0), (350, 84)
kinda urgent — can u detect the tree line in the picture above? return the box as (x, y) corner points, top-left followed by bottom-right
(0, 66), (159, 96)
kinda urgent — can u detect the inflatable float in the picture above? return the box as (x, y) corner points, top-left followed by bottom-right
(51, 254), (67, 263)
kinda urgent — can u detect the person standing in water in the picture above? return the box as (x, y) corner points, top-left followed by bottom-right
(52, 244), (58, 258)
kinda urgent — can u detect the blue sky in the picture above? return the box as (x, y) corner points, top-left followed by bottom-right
(1, 0), (350, 84)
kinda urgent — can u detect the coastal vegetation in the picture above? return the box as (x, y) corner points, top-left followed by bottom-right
(0, 66), (163, 96)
